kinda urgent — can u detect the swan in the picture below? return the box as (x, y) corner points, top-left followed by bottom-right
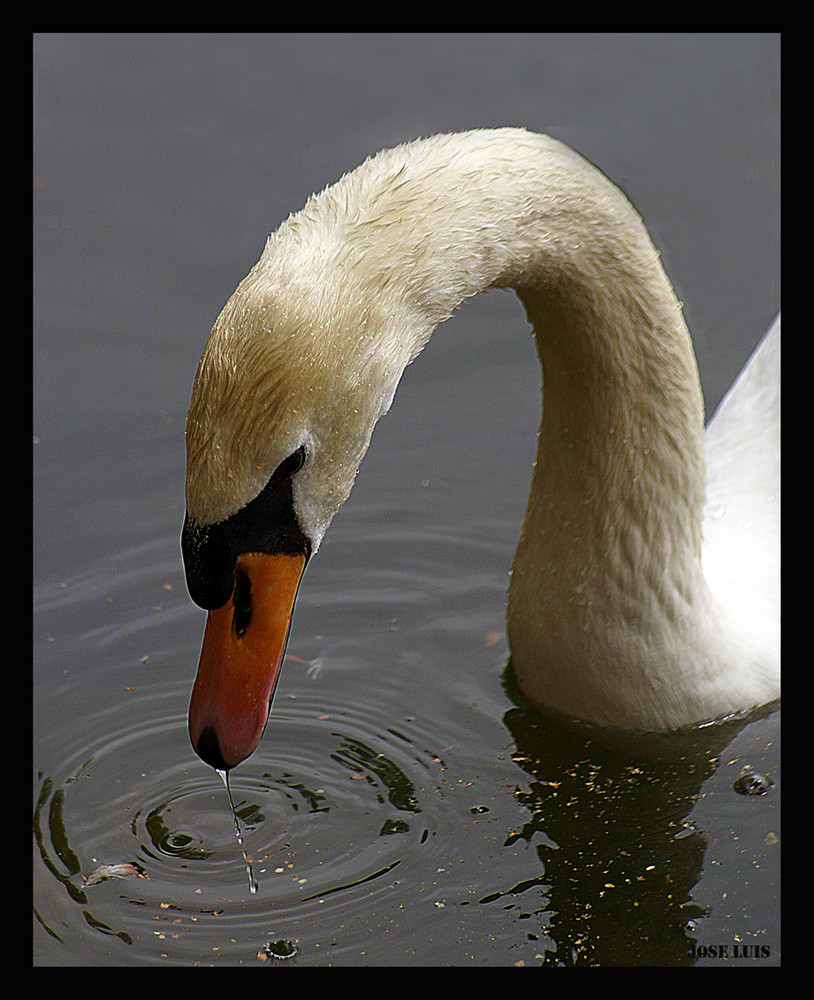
(181, 128), (780, 771)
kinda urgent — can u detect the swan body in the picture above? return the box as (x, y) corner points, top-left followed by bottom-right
(183, 129), (780, 769)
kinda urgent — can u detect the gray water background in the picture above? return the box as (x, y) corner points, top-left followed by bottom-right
(33, 33), (780, 966)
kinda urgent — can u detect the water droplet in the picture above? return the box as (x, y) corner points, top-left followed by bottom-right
(733, 771), (773, 796)
(217, 768), (258, 893)
(709, 498), (726, 520)
(264, 938), (299, 960)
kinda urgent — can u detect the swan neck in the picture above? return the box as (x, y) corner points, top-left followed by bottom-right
(366, 133), (710, 580)
(514, 279), (706, 594)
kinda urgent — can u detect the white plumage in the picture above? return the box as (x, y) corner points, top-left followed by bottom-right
(185, 129), (779, 743)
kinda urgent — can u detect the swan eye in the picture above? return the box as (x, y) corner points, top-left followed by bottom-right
(275, 445), (307, 479)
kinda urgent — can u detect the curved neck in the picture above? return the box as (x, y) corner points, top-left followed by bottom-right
(340, 132), (712, 719)
(349, 132), (709, 591)
(266, 131), (709, 583)
(188, 129), (733, 728)
(511, 279), (706, 627)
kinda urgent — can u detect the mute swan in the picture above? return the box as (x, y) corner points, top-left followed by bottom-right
(181, 128), (780, 771)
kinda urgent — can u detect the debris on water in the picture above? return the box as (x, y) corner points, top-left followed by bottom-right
(83, 861), (147, 886)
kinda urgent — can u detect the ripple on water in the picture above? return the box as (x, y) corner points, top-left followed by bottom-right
(34, 518), (547, 965)
(32, 672), (490, 965)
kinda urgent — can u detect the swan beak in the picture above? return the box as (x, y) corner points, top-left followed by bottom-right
(188, 551), (306, 770)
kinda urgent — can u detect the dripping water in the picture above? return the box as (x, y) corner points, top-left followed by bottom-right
(216, 768), (258, 894)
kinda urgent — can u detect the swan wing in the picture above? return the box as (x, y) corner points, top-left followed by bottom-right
(702, 314), (780, 658)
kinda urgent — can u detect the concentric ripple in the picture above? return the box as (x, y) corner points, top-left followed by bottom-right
(33, 665), (502, 965)
(34, 514), (542, 965)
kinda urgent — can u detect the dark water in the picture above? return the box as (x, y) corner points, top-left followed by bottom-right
(34, 34), (780, 966)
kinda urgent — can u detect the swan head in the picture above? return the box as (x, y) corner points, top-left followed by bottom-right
(181, 129), (780, 759)
(182, 233), (407, 769)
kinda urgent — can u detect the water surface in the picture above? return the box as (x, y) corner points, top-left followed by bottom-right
(34, 33), (779, 966)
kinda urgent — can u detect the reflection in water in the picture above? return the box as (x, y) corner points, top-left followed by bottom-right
(34, 775), (88, 907)
(34, 769), (137, 947)
(33, 718), (435, 962)
(140, 801), (211, 861)
(498, 668), (778, 966)
(32, 652), (778, 965)
(33, 30), (780, 967)
(330, 732), (421, 815)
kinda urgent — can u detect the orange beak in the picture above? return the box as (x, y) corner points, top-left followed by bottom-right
(188, 551), (306, 770)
